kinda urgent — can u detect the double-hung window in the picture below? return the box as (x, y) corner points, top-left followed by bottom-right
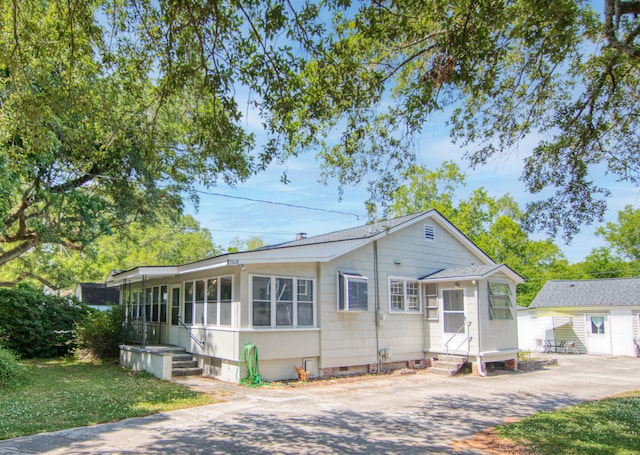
(337, 272), (368, 311)
(488, 281), (513, 320)
(389, 278), (420, 313)
(251, 275), (315, 328)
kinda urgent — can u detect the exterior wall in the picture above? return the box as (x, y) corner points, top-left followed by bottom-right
(238, 329), (320, 381)
(517, 307), (640, 356)
(316, 220), (500, 371)
(477, 277), (519, 356)
(610, 309), (636, 356)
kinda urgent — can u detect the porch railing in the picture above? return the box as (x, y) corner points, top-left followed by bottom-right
(444, 320), (472, 370)
(177, 318), (205, 347)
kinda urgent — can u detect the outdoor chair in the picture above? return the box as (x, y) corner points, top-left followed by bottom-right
(564, 340), (578, 355)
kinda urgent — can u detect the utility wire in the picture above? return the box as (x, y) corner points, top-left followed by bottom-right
(90, 173), (364, 220)
(192, 189), (363, 219)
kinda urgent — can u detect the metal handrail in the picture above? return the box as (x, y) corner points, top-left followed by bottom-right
(444, 320), (472, 371)
(177, 317), (205, 346)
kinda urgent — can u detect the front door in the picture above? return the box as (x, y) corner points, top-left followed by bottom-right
(586, 314), (611, 354)
(168, 285), (181, 346)
(442, 288), (467, 353)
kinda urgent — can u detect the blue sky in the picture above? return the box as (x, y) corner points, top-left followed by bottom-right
(187, 112), (639, 263)
(186, 2), (639, 263)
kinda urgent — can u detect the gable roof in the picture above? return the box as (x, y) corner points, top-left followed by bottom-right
(419, 264), (524, 284)
(107, 210), (496, 285)
(529, 277), (640, 309)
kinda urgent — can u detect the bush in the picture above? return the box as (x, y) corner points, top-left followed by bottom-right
(0, 346), (28, 390)
(0, 283), (89, 358)
(75, 306), (123, 359)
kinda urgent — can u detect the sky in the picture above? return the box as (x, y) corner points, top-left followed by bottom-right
(186, 113), (639, 264)
(185, 2), (640, 264)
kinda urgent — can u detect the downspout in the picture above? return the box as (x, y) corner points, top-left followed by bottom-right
(373, 240), (381, 373)
(474, 280), (486, 377)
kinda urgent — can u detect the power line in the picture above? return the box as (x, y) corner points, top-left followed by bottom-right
(192, 189), (364, 219)
(90, 173), (364, 220)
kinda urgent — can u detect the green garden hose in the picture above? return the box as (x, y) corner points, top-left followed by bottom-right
(239, 343), (262, 386)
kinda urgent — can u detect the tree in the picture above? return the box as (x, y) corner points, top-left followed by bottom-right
(281, 0), (639, 241)
(227, 236), (266, 253)
(0, 0), (314, 280)
(596, 205), (640, 261)
(0, 215), (221, 288)
(387, 162), (567, 305)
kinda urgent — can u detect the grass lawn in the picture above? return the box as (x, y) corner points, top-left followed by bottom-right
(0, 357), (217, 440)
(495, 391), (640, 454)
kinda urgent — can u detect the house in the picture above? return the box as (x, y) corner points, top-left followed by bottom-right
(106, 210), (524, 382)
(518, 278), (640, 356)
(74, 282), (120, 311)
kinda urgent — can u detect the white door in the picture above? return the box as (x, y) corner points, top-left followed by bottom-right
(168, 285), (181, 346)
(586, 314), (611, 354)
(442, 289), (467, 353)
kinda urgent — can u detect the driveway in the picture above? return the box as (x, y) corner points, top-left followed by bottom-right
(1, 354), (638, 454)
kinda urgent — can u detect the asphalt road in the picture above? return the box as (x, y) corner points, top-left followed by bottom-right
(1, 354), (638, 454)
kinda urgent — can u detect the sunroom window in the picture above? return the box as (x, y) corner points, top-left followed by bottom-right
(338, 272), (368, 311)
(488, 281), (513, 320)
(251, 275), (315, 328)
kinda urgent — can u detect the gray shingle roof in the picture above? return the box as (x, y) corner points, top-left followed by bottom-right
(258, 211), (430, 250)
(529, 277), (640, 308)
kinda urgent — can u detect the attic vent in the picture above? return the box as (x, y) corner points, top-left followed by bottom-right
(424, 224), (435, 242)
(296, 232), (307, 240)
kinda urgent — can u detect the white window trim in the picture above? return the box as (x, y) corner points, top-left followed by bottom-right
(250, 274), (316, 328)
(337, 271), (368, 312)
(184, 275), (235, 327)
(423, 283), (439, 320)
(388, 276), (421, 313)
(442, 288), (465, 333)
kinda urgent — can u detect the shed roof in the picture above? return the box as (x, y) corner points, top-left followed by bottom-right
(529, 277), (640, 309)
(419, 264), (524, 284)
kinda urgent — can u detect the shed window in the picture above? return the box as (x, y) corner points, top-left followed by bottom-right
(338, 272), (368, 311)
(488, 281), (513, 320)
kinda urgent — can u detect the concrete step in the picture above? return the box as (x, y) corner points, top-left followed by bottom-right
(171, 350), (202, 377)
(431, 360), (465, 369)
(427, 355), (467, 376)
(172, 353), (193, 361)
(172, 360), (198, 369)
(172, 367), (203, 377)
(426, 367), (458, 376)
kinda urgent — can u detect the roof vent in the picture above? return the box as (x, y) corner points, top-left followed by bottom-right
(296, 232), (307, 240)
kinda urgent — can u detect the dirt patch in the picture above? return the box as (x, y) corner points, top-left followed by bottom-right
(451, 425), (535, 454)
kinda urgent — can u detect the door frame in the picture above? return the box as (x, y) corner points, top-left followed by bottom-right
(585, 313), (611, 355)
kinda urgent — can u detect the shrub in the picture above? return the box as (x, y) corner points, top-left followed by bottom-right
(75, 306), (123, 359)
(0, 346), (28, 390)
(0, 283), (89, 358)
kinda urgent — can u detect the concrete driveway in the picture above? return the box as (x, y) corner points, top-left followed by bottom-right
(1, 354), (638, 454)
